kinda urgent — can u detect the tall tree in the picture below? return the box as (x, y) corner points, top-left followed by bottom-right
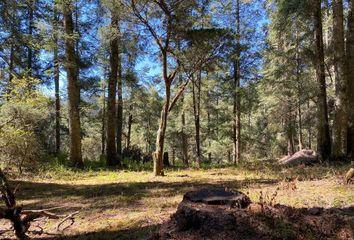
(53, 2), (61, 155)
(332, 0), (347, 159)
(347, 0), (354, 161)
(233, 0), (241, 164)
(116, 35), (123, 165)
(313, 0), (331, 161)
(63, 0), (83, 168)
(131, 0), (180, 176)
(106, 11), (119, 166)
(27, 0), (35, 74)
(192, 71), (202, 167)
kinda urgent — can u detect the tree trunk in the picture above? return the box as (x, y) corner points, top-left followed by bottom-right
(127, 113), (132, 149)
(101, 80), (106, 156)
(106, 13), (118, 166)
(207, 108), (211, 163)
(332, 0), (347, 159)
(154, 83), (170, 176)
(313, 0), (331, 161)
(308, 100), (312, 149)
(181, 98), (188, 166)
(192, 73), (201, 167)
(63, 0), (83, 168)
(233, 0), (241, 164)
(324, 0), (331, 48)
(116, 50), (123, 164)
(180, 83), (188, 166)
(53, 7), (60, 155)
(347, 0), (354, 161)
(286, 118), (295, 156)
(296, 27), (303, 151)
(27, 0), (34, 74)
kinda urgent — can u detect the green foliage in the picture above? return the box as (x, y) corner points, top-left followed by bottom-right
(0, 74), (50, 172)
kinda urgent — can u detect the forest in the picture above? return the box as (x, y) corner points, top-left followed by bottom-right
(0, 0), (354, 239)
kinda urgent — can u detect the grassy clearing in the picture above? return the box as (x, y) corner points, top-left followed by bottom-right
(0, 160), (353, 239)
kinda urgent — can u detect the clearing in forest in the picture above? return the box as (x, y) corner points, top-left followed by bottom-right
(0, 161), (353, 239)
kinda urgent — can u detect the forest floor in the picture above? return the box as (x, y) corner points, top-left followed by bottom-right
(0, 160), (353, 239)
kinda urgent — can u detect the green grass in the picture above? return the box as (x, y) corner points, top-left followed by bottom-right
(0, 160), (353, 239)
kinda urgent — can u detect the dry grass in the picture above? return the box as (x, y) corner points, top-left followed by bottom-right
(0, 160), (353, 239)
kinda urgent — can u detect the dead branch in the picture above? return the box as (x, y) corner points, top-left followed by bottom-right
(56, 211), (79, 231)
(0, 168), (78, 239)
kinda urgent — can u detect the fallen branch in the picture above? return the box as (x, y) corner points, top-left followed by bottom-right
(56, 211), (79, 231)
(0, 168), (78, 239)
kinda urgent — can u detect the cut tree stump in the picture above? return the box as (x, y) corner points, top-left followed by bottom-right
(172, 188), (251, 232)
(345, 168), (354, 184)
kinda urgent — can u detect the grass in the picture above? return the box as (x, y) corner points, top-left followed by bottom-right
(0, 160), (353, 239)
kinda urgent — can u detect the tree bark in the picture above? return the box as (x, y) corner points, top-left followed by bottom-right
(286, 112), (295, 156)
(116, 49), (123, 164)
(106, 13), (118, 166)
(313, 0), (331, 161)
(53, 6), (60, 155)
(127, 113), (132, 149)
(332, 0), (347, 159)
(101, 80), (106, 156)
(307, 100), (312, 149)
(154, 76), (170, 176)
(180, 75), (189, 166)
(63, 0), (83, 168)
(233, 0), (241, 164)
(347, 0), (354, 161)
(181, 96), (189, 166)
(192, 73), (202, 167)
(27, 0), (34, 75)
(296, 27), (303, 151)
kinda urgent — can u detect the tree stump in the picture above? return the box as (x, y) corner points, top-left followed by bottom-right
(172, 188), (251, 232)
(345, 168), (354, 184)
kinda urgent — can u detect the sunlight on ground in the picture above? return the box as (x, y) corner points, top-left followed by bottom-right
(0, 162), (353, 239)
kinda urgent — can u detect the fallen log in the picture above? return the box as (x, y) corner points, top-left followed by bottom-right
(279, 149), (318, 167)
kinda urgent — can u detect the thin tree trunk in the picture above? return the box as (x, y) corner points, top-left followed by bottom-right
(207, 108), (211, 163)
(116, 49), (123, 164)
(192, 73), (201, 167)
(180, 72), (188, 166)
(147, 117), (151, 154)
(298, 101), (303, 150)
(53, 6), (60, 155)
(8, 45), (14, 98)
(347, 0), (354, 161)
(106, 13), (118, 166)
(127, 113), (132, 149)
(313, 0), (331, 161)
(101, 80), (106, 156)
(63, 0), (83, 168)
(308, 99), (312, 149)
(233, 0), (241, 164)
(286, 107), (295, 156)
(27, 0), (34, 74)
(295, 26), (303, 151)
(181, 95), (188, 166)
